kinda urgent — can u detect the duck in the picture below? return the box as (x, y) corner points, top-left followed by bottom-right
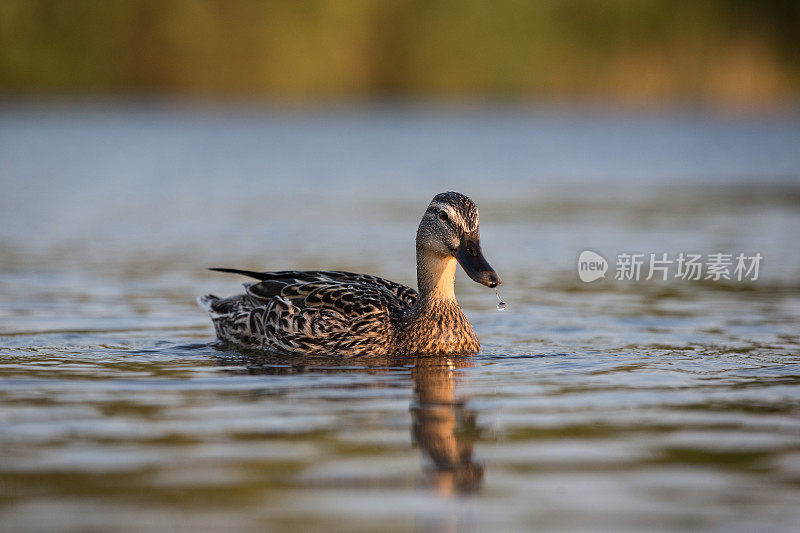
(198, 191), (501, 356)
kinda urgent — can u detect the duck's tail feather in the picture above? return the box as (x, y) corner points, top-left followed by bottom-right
(197, 294), (221, 316)
(208, 267), (271, 280)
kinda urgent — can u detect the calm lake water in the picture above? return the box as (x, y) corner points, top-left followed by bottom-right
(1, 104), (800, 532)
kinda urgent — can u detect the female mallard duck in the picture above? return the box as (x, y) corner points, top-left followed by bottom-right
(199, 192), (501, 356)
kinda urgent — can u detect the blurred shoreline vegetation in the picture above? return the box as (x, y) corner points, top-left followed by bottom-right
(0, 0), (798, 108)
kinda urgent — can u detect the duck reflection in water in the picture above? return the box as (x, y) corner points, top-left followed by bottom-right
(411, 356), (484, 496)
(214, 350), (484, 496)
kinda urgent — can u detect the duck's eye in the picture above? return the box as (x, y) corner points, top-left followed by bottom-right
(438, 210), (449, 222)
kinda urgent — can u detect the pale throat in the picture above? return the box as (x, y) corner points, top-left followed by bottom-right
(416, 250), (458, 302)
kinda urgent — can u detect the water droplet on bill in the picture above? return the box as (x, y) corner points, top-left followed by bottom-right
(495, 288), (506, 311)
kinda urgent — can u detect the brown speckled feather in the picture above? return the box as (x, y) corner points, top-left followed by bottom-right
(199, 270), (418, 356)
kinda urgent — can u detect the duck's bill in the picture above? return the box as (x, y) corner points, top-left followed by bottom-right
(456, 237), (502, 288)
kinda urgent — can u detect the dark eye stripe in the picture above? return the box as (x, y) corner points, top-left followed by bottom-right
(427, 205), (465, 231)
(445, 216), (462, 232)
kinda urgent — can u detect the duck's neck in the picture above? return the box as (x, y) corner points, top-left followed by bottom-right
(402, 245), (480, 354)
(415, 246), (458, 306)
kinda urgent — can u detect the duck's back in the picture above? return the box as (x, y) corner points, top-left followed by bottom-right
(198, 270), (417, 356)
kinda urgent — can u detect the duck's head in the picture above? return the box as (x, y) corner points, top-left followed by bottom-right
(416, 192), (502, 289)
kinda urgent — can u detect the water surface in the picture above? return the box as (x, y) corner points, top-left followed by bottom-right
(1, 105), (799, 531)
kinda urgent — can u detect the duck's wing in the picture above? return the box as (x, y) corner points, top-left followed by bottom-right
(206, 269), (416, 356)
(209, 268), (418, 306)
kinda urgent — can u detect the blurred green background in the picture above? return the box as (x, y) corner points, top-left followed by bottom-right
(1, 0), (799, 107)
